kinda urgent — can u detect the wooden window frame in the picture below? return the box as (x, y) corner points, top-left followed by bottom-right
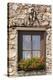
(18, 31), (46, 61)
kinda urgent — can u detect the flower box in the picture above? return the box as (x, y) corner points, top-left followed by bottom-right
(18, 57), (45, 71)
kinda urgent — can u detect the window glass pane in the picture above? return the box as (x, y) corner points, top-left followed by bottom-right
(22, 51), (31, 59)
(33, 51), (40, 58)
(23, 35), (31, 50)
(32, 35), (40, 50)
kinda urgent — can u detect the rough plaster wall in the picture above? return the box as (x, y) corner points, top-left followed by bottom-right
(8, 3), (52, 76)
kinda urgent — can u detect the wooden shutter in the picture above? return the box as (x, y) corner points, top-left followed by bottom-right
(40, 32), (46, 58)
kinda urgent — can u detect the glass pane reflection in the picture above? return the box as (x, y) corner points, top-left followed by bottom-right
(33, 51), (40, 58)
(23, 35), (31, 50)
(23, 51), (31, 59)
(32, 35), (40, 50)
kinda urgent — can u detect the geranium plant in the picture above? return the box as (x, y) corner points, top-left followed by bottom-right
(18, 57), (45, 71)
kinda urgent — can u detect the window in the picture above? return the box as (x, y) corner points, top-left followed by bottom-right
(22, 35), (40, 59)
(18, 31), (45, 61)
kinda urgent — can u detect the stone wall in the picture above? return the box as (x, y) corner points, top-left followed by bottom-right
(8, 3), (52, 76)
